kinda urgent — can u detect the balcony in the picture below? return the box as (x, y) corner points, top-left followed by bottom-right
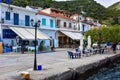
(2, 19), (28, 27)
(56, 25), (78, 31)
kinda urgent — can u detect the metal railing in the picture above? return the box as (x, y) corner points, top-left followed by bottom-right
(3, 19), (26, 26)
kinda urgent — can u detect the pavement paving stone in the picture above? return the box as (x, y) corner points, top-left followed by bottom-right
(0, 48), (119, 80)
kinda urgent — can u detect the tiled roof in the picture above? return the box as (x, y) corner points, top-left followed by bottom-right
(38, 11), (75, 20)
(38, 11), (55, 17)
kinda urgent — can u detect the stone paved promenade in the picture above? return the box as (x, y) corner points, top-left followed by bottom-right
(0, 48), (119, 80)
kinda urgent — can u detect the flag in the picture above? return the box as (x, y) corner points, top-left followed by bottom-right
(0, 0), (2, 2)
(6, 0), (11, 4)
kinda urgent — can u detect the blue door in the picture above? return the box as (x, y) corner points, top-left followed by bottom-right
(25, 15), (30, 26)
(14, 13), (19, 25)
(52, 39), (54, 47)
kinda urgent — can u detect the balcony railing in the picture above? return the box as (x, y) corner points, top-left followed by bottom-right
(3, 19), (27, 26)
(56, 25), (78, 31)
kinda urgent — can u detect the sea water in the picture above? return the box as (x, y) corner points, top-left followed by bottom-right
(87, 62), (120, 80)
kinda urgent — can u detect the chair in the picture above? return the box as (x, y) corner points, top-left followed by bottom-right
(67, 51), (75, 59)
(86, 49), (92, 56)
(92, 48), (98, 54)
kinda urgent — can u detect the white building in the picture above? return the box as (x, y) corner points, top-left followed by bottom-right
(0, 3), (101, 52)
(40, 8), (82, 48)
(38, 11), (58, 48)
(0, 3), (49, 52)
(71, 14), (101, 32)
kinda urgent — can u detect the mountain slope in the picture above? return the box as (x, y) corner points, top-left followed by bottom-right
(3, 0), (119, 24)
(10, 0), (107, 21)
(108, 2), (120, 10)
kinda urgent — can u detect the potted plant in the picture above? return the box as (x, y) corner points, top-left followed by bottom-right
(38, 43), (44, 52)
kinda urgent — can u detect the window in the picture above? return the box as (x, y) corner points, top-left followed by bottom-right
(3, 29), (17, 39)
(42, 18), (46, 26)
(56, 20), (60, 28)
(6, 12), (10, 20)
(64, 22), (66, 27)
(69, 23), (71, 28)
(14, 13), (19, 25)
(25, 15), (30, 26)
(50, 19), (54, 28)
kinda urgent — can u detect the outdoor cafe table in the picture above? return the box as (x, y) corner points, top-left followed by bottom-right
(73, 51), (81, 58)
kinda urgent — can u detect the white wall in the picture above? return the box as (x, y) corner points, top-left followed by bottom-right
(57, 17), (75, 29)
(40, 29), (58, 47)
(0, 3), (36, 27)
(80, 23), (91, 32)
(38, 14), (56, 29)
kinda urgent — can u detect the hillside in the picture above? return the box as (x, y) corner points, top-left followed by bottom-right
(2, 0), (120, 25)
(108, 2), (120, 10)
(8, 0), (107, 21)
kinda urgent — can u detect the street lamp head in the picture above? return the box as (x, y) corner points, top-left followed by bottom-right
(30, 19), (34, 26)
(37, 20), (41, 27)
(31, 19), (41, 27)
(34, 20), (41, 27)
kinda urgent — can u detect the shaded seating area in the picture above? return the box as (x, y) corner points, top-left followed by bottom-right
(67, 47), (107, 59)
(67, 51), (81, 59)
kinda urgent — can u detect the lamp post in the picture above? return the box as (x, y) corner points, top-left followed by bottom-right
(31, 14), (41, 70)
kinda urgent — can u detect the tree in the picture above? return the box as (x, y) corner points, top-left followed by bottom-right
(85, 25), (120, 44)
(112, 16), (119, 25)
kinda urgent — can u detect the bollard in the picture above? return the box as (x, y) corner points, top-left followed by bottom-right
(20, 71), (30, 80)
(38, 65), (42, 70)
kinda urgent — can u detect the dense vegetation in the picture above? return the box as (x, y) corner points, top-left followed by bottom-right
(108, 2), (120, 10)
(85, 25), (120, 43)
(2, 0), (120, 25)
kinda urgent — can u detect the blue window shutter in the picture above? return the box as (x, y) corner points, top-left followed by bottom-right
(50, 20), (54, 28)
(14, 13), (19, 25)
(25, 15), (30, 26)
(6, 12), (10, 20)
(42, 18), (46, 26)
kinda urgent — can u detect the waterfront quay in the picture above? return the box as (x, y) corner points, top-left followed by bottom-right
(0, 49), (120, 80)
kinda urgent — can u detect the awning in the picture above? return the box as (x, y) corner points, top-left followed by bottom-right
(60, 30), (82, 40)
(9, 27), (50, 40)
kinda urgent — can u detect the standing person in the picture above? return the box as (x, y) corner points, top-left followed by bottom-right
(111, 42), (117, 53)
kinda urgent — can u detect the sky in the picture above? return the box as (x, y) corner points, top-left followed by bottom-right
(55, 0), (120, 8)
